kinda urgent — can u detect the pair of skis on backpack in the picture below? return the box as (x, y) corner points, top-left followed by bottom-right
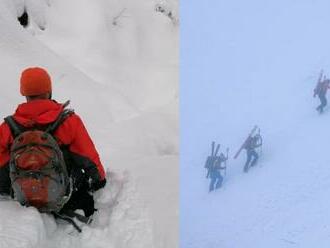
(205, 125), (263, 180)
(204, 142), (228, 179)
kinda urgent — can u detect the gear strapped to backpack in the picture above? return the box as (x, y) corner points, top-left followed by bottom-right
(4, 101), (74, 213)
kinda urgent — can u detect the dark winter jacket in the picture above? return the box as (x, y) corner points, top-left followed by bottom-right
(244, 136), (261, 151)
(0, 99), (106, 191)
(314, 81), (330, 97)
(212, 155), (227, 170)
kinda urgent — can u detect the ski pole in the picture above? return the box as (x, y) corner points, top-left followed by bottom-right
(225, 148), (229, 176)
(257, 128), (262, 156)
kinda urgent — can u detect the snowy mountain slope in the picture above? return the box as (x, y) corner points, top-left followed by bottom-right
(181, 1), (330, 247)
(0, 0), (178, 247)
(103, 101), (179, 161)
(37, 0), (179, 111)
(0, 2), (136, 123)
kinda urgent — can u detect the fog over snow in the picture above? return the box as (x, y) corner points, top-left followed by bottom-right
(181, 1), (330, 247)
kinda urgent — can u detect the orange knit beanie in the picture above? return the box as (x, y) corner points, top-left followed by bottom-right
(20, 67), (52, 96)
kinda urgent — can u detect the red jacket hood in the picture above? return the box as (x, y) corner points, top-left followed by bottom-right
(13, 100), (64, 127)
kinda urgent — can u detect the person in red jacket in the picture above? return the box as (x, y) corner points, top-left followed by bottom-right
(0, 67), (106, 217)
(314, 73), (330, 113)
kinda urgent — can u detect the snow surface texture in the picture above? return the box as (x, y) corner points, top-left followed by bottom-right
(181, 1), (330, 247)
(0, 0), (178, 247)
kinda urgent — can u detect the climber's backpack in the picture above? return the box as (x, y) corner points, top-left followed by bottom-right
(4, 102), (73, 213)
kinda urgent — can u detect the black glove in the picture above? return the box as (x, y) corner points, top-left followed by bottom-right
(71, 167), (88, 191)
(70, 167), (106, 191)
(0, 165), (11, 195)
(89, 178), (106, 192)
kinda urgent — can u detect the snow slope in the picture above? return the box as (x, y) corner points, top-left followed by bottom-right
(181, 1), (330, 247)
(0, 0), (178, 247)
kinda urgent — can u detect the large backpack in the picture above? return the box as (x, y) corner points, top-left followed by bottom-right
(314, 81), (323, 96)
(4, 102), (74, 213)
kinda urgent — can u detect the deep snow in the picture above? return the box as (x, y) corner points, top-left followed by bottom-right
(0, 0), (178, 247)
(181, 0), (330, 247)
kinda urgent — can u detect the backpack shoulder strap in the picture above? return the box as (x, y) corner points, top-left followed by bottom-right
(45, 100), (74, 134)
(4, 116), (23, 138)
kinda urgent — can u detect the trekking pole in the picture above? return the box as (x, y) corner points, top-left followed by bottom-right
(258, 128), (263, 157)
(225, 148), (229, 176)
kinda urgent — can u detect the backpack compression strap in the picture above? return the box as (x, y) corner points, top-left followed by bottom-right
(45, 109), (74, 134)
(45, 100), (74, 134)
(4, 116), (22, 138)
(4, 100), (74, 138)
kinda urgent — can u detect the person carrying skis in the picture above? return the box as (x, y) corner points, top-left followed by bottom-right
(208, 152), (227, 192)
(314, 73), (330, 113)
(0, 67), (106, 219)
(243, 134), (262, 172)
